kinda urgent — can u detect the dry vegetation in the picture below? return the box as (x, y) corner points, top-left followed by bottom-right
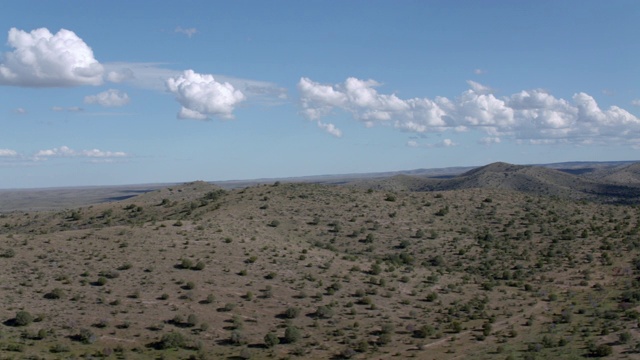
(1, 164), (640, 359)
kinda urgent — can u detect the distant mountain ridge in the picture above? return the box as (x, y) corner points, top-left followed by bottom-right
(1, 160), (640, 212)
(350, 161), (640, 204)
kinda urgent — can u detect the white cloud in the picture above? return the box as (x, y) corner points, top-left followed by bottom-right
(13, 107), (27, 114)
(34, 145), (128, 160)
(103, 62), (287, 104)
(317, 121), (342, 137)
(474, 68), (486, 75)
(632, 99), (640, 107)
(0, 149), (18, 157)
(479, 137), (501, 145)
(84, 89), (130, 107)
(298, 76), (640, 147)
(166, 70), (246, 120)
(466, 80), (492, 95)
(0, 28), (103, 87)
(51, 106), (83, 112)
(175, 26), (197, 38)
(440, 139), (455, 147)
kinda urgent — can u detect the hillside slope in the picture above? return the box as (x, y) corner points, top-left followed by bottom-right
(0, 181), (639, 359)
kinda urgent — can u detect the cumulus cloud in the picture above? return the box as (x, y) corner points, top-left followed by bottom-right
(632, 99), (640, 107)
(317, 121), (342, 138)
(34, 145), (127, 160)
(166, 70), (246, 120)
(13, 107), (27, 114)
(0, 28), (103, 87)
(474, 68), (486, 75)
(466, 80), (492, 94)
(102, 62), (287, 105)
(298, 76), (640, 146)
(175, 26), (197, 38)
(84, 89), (130, 107)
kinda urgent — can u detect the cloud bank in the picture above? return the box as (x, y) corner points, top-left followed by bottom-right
(298, 77), (640, 146)
(166, 70), (246, 120)
(0, 28), (104, 87)
(0, 149), (18, 157)
(34, 146), (128, 160)
(0, 146), (129, 165)
(84, 89), (130, 107)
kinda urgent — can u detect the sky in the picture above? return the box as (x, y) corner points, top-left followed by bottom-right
(1, 1), (639, 189)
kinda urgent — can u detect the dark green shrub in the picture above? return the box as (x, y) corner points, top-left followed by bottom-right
(315, 305), (335, 319)
(186, 314), (198, 327)
(264, 332), (279, 348)
(76, 328), (96, 344)
(180, 258), (193, 269)
(284, 326), (301, 343)
(158, 331), (186, 349)
(44, 288), (64, 300)
(284, 307), (300, 319)
(14, 311), (33, 326)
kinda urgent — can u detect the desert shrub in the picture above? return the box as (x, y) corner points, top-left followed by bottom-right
(76, 328), (96, 344)
(315, 305), (335, 319)
(180, 258), (193, 269)
(413, 324), (434, 338)
(117, 263), (132, 270)
(6, 343), (24, 352)
(158, 331), (186, 349)
(186, 314), (198, 327)
(588, 343), (612, 357)
(340, 348), (357, 358)
(193, 260), (206, 270)
(284, 326), (301, 344)
(203, 293), (215, 304)
(230, 330), (247, 345)
(50, 343), (70, 353)
(264, 332), (279, 348)
(268, 220), (280, 227)
(620, 331), (632, 344)
(1, 248), (15, 258)
(370, 263), (382, 275)
(99, 270), (119, 279)
(14, 311), (33, 326)
(377, 333), (392, 345)
(223, 303), (236, 312)
(284, 307), (300, 319)
(364, 233), (375, 243)
(381, 323), (395, 334)
(44, 288), (65, 300)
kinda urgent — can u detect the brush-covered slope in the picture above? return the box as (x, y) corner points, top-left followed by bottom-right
(354, 162), (640, 203)
(586, 162), (640, 185)
(1, 181), (640, 359)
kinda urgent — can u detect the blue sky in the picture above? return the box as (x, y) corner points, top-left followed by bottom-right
(1, 1), (639, 188)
